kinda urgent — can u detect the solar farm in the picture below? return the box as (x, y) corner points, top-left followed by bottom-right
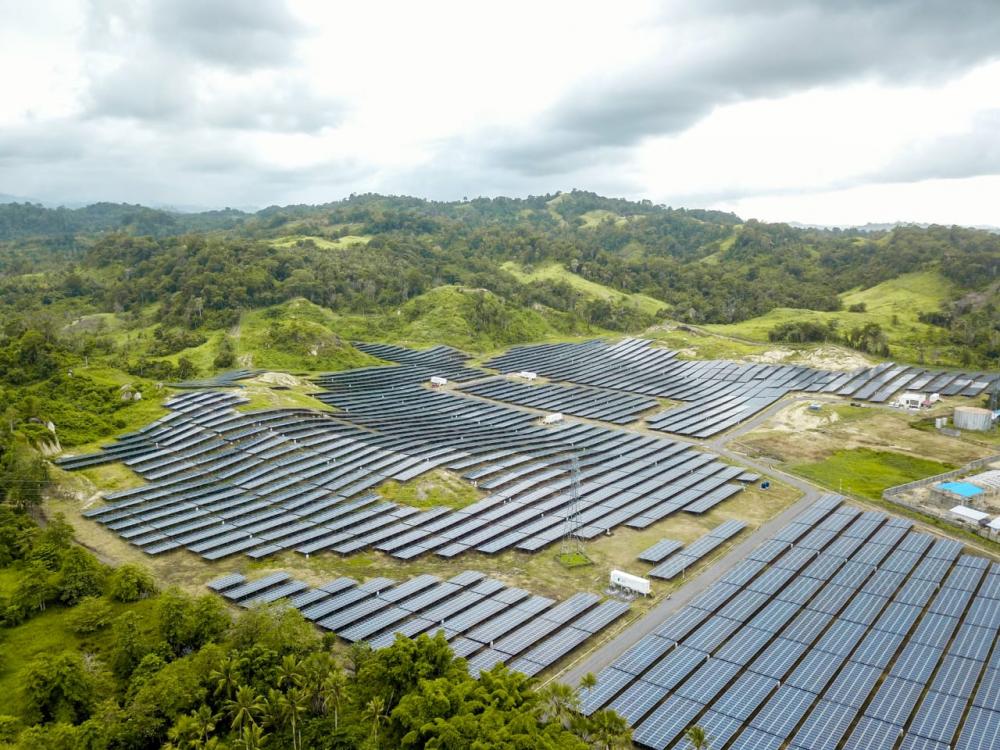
(55, 336), (1000, 744)
(486, 338), (998, 438)
(581, 496), (1000, 750)
(58, 338), (991, 562)
(207, 568), (630, 678)
(58, 346), (765, 562)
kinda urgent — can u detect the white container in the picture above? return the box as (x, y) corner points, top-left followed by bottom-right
(610, 569), (651, 596)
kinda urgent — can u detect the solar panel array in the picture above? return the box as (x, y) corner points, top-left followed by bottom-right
(638, 538), (685, 564)
(208, 569), (630, 677)
(487, 338), (998, 437)
(458, 377), (658, 424)
(59, 347), (755, 561)
(171, 369), (262, 389)
(579, 495), (1000, 750)
(646, 520), (747, 580)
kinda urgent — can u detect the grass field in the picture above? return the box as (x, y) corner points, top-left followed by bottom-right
(376, 469), (483, 510)
(236, 301), (384, 372)
(646, 326), (773, 360)
(789, 448), (955, 500)
(271, 234), (371, 250)
(0, 596), (160, 702)
(501, 261), (669, 317)
(704, 271), (956, 364)
(578, 209), (628, 228)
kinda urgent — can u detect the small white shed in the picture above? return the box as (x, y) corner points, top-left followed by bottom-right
(429, 376), (448, 387)
(950, 505), (990, 524)
(542, 412), (564, 424)
(517, 371), (538, 381)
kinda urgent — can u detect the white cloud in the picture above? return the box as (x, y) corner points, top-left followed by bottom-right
(0, 0), (998, 225)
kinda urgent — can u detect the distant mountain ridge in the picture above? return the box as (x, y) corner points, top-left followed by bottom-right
(788, 220), (1000, 234)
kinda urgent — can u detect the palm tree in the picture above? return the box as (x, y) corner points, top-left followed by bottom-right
(261, 688), (287, 732)
(584, 709), (632, 750)
(540, 682), (581, 727)
(686, 724), (709, 750)
(211, 655), (244, 700)
(240, 722), (268, 750)
(319, 668), (348, 730)
(193, 705), (218, 745)
(227, 685), (265, 735)
(579, 672), (598, 692)
(363, 695), (388, 747)
(165, 714), (200, 749)
(276, 654), (304, 691)
(283, 687), (310, 750)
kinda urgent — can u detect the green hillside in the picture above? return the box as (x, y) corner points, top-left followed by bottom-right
(501, 261), (669, 317)
(705, 271), (960, 364)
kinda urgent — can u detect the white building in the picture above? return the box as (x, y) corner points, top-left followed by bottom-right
(950, 505), (990, 525)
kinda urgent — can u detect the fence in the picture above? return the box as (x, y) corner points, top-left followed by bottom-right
(882, 453), (1000, 499)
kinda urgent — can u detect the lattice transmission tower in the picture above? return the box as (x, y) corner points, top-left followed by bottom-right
(561, 451), (585, 557)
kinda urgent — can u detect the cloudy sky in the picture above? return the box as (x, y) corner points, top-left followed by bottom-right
(2, 0), (999, 225)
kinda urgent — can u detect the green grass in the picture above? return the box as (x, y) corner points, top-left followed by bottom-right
(0, 596), (160, 702)
(578, 210), (627, 228)
(555, 552), (593, 568)
(235, 386), (334, 413)
(501, 261), (668, 316)
(271, 234), (371, 250)
(646, 327), (772, 360)
(703, 271), (956, 364)
(0, 568), (18, 598)
(237, 300), (384, 372)
(789, 448), (956, 500)
(376, 469), (483, 510)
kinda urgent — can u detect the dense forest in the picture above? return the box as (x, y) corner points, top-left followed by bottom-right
(0, 507), (629, 749)
(1, 191), (997, 345)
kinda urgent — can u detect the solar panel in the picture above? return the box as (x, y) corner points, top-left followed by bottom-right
(957, 705), (1000, 750)
(750, 685), (816, 739)
(788, 699), (856, 750)
(579, 666), (635, 715)
(608, 679), (669, 725)
(908, 690), (968, 744)
(631, 695), (703, 750)
(842, 716), (903, 750)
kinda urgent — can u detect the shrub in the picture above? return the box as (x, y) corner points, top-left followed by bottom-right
(70, 597), (114, 635)
(107, 564), (156, 603)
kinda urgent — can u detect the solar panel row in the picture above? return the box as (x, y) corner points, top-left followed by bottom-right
(486, 338), (996, 437)
(207, 568), (630, 678)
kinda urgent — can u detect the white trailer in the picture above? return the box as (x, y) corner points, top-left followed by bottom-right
(610, 569), (651, 597)
(542, 412), (564, 424)
(517, 370), (538, 381)
(429, 376), (448, 387)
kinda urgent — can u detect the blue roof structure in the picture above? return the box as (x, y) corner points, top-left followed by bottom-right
(939, 482), (984, 498)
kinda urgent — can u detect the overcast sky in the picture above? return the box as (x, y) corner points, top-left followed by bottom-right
(2, 0), (999, 226)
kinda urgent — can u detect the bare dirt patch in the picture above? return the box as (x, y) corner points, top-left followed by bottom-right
(746, 345), (874, 371)
(740, 401), (993, 467)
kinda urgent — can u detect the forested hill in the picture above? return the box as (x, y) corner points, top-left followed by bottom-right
(1, 190), (999, 384)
